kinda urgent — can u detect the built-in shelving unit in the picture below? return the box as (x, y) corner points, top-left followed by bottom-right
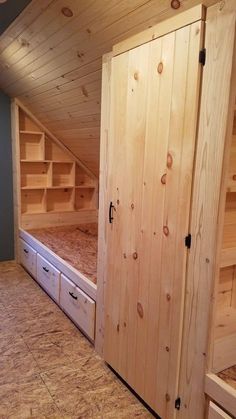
(221, 117), (236, 268)
(19, 109), (97, 216)
(214, 100), (236, 374)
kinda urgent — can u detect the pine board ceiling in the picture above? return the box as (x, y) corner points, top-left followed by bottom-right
(0, 0), (217, 176)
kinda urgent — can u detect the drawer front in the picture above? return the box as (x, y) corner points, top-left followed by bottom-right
(60, 274), (95, 340)
(19, 239), (37, 278)
(208, 402), (232, 419)
(37, 254), (60, 302)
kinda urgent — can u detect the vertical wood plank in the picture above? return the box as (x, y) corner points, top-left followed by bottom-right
(95, 52), (113, 355)
(178, 1), (236, 418)
(118, 43), (151, 384)
(104, 50), (131, 368)
(11, 100), (21, 261)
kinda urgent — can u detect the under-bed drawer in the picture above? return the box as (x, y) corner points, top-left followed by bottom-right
(208, 402), (232, 419)
(37, 254), (60, 302)
(19, 239), (37, 278)
(60, 274), (95, 340)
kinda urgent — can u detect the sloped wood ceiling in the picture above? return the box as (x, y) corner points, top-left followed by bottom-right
(0, 0), (216, 176)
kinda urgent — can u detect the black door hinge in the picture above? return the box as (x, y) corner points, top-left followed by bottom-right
(175, 397), (181, 410)
(199, 48), (206, 66)
(185, 234), (191, 249)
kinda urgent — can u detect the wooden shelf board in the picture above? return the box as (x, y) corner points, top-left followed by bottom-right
(226, 186), (236, 193)
(20, 160), (75, 163)
(20, 130), (44, 135)
(213, 307), (236, 372)
(22, 210), (45, 215)
(75, 185), (96, 189)
(47, 209), (74, 214)
(215, 307), (236, 340)
(21, 186), (48, 190)
(21, 208), (95, 216)
(221, 247), (236, 267)
(21, 186), (75, 190)
(48, 186), (74, 189)
(21, 159), (48, 163)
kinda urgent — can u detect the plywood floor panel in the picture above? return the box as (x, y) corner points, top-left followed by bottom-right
(0, 261), (153, 418)
(29, 223), (98, 284)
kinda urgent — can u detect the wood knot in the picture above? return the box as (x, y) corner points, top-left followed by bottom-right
(161, 173), (167, 185)
(134, 72), (139, 81)
(124, 322), (127, 328)
(219, 1), (225, 11)
(77, 52), (84, 59)
(137, 302), (144, 318)
(117, 199), (120, 205)
(163, 226), (169, 236)
(131, 203), (134, 210)
(167, 152), (173, 169)
(166, 346), (170, 352)
(133, 252), (138, 260)
(117, 324), (120, 332)
(166, 293), (171, 301)
(61, 7), (73, 17)
(171, 0), (180, 9)
(233, 174), (236, 181)
(165, 393), (171, 402)
(81, 86), (88, 97)
(123, 253), (127, 259)
(157, 62), (163, 74)
(20, 38), (30, 47)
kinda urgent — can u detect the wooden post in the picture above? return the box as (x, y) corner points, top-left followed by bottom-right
(178, 1), (236, 418)
(95, 52), (113, 355)
(11, 99), (21, 262)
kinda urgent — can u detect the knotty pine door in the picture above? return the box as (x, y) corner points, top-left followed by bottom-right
(104, 17), (204, 419)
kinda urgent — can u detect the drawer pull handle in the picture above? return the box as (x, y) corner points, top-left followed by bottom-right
(23, 249), (29, 254)
(69, 291), (78, 300)
(43, 267), (49, 273)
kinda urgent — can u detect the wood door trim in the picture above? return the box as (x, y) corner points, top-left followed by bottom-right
(113, 5), (206, 56)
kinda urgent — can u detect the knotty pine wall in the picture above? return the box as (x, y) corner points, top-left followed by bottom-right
(0, 0), (218, 177)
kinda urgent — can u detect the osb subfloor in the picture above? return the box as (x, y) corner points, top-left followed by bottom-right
(28, 223), (98, 284)
(0, 261), (154, 419)
(218, 365), (236, 391)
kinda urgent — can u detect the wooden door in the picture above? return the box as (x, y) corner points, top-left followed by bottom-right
(104, 15), (204, 419)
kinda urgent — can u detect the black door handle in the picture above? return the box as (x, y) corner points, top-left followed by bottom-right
(69, 291), (78, 300)
(109, 202), (115, 224)
(43, 266), (49, 273)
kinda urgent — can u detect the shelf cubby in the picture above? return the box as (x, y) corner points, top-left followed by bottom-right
(21, 162), (52, 189)
(21, 189), (46, 214)
(52, 162), (75, 187)
(45, 137), (72, 162)
(19, 109), (97, 216)
(221, 193), (236, 267)
(213, 306), (236, 372)
(227, 135), (236, 192)
(75, 187), (96, 210)
(213, 102), (236, 375)
(47, 188), (74, 212)
(20, 132), (45, 161)
(75, 165), (95, 187)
